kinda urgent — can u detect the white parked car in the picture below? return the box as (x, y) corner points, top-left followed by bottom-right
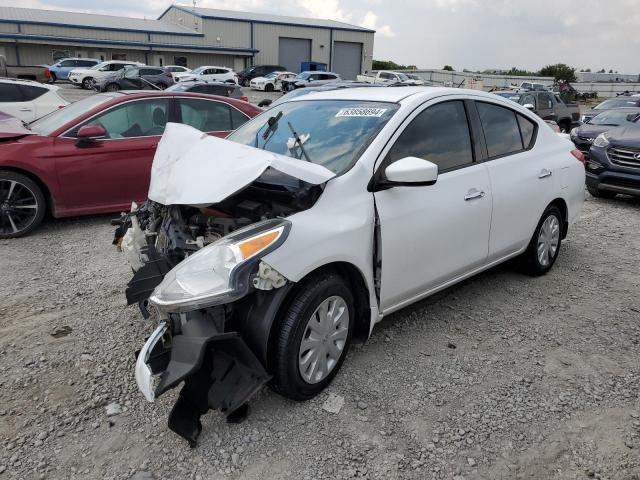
(68, 60), (144, 89)
(250, 71), (297, 92)
(124, 87), (585, 446)
(164, 65), (191, 75)
(173, 66), (236, 84)
(0, 78), (68, 122)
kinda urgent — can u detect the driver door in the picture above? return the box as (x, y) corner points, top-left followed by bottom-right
(52, 98), (171, 214)
(373, 99), (492, 312)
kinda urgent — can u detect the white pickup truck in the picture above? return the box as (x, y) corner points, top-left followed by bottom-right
(356, 70), (424, 85)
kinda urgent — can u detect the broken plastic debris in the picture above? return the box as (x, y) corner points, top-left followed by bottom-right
(322, 393), (344, 414)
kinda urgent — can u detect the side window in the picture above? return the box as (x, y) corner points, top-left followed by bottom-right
(124, 69), (139, 79)
(60, 60), (74, 67)
(517, 114), (536, 149)
(19, 85), (48, 101)
(178, 98), (233, 132)
(386, 100), (474, 172)
(140, 68), (161, 76)
(0, 83), (24, 102)
(521, 94), (536, 109)
(78, 60), (96, 67)
(380, 72), (392, 80)
(71, 99), (170, 138)
(230, 107), (249, 129)
(477, 102), (524, 158)
(538, 93), (553, 109)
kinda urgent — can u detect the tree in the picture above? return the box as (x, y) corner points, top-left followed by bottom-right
(609, 69), (614, 73)
(372, 60), (417, 71)
(442, 65), (454, 71)
(538, 64), (577, 82)
(506, 66), (537, 77)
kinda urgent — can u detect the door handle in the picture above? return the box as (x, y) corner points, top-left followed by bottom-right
(538, 169), (553, 179)
(464, 189), (485, 201)
(19, 108), (32, 112)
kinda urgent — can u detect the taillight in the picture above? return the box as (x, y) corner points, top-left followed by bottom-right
(571, 149), (585, 164)
(240, 95), (248, 102)
(44, 68), (51, 78)
(58, 105), (66, 109)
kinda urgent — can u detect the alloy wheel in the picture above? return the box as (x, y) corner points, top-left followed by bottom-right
(298, 295), (350, 384)
(0, 179), (39, 236)
(537, 214), (560, 267)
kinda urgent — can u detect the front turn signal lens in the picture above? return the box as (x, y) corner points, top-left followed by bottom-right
(238, 229), (282, 260)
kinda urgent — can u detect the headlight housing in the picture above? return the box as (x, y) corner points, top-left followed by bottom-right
(149, 219), (290, 312)
(593, 133), (610, 148)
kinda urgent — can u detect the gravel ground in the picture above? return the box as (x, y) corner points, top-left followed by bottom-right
(1, 191), (640, 480)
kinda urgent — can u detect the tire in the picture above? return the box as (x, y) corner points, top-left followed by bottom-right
(264, 83), (274, 92)
(271, 272), (354, 400)
(82, 77), (93, 89)
(0, 170), (46, 239)
(587, 185), (616, 199)
(49, 73), (57, 84)
(558, 120), (571, 133)
(521, 205), (563, 276)
(105, 83), (119, 92)
(242, 78), (250, 87)
(156, 83), (167, 90)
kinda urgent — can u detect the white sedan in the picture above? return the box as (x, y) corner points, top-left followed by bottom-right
(250, 71), (297, 91)
(173, 66), (236, 84)
(0, 78), (68, 122)
(127, 87), (585, 445)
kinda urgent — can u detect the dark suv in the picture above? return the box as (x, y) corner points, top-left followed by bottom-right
(237, 65), (286, 87)
(166, 81), (248, 101)
(587, 121), (640, 198)
(94, 66), (174, 92)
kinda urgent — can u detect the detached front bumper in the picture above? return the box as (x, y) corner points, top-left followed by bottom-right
(136, 309), (271, 447)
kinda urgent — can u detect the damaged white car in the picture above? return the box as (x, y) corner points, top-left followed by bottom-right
(117, 87), (585, 446)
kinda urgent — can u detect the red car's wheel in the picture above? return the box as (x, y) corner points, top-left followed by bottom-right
(0, 171), (46, 238)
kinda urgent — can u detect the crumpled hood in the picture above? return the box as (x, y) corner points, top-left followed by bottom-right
(148, 123), (336, 206)
(0, 111), (36, 139)
(575, 124), (609, 139)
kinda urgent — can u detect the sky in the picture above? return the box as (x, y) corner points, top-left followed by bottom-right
(2, 0), (639, 74)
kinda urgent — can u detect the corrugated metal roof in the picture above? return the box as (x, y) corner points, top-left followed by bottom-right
(0, 6), (200, 35)
(172, 5), (374, 32)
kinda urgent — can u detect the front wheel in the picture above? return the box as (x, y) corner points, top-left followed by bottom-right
(271, 272), (354, 400)
(0, 171), (46, 238)
(521, 205), (563, 276)
(82, 77), (93, 89)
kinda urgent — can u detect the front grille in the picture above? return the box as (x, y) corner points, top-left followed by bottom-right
(608, 147), (640, 168)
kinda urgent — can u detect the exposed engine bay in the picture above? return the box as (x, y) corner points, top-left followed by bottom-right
(113, 170), (323, 316)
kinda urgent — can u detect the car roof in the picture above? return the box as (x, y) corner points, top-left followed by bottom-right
(0, 77), (55, 88)
(286, 86), (464, 103)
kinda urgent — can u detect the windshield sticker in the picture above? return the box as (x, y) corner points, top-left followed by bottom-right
(336, 107), (387, 118)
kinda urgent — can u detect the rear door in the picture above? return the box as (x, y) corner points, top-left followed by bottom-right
(52, 98), (172, 212)
(473, 101), (555, 260)
(0, 82), (34, 122)
(19, 84), (54, 119)
(374, 98), (492, 311)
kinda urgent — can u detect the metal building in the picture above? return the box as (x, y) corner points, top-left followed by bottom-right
(0, 5), (374, 79)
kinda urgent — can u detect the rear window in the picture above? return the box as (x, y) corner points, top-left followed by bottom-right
(0, 83), (24, 102)
(19, 85), (48, 101)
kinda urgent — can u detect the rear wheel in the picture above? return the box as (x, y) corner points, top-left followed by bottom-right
(105, 83), (119, 92)
(271, 272), (354, 400)
(0, 171), (46, 239)
(242, 78), (250, 87)
(587, 185), (617, 199)
(82, 77), (93, 89)
(521, 205), (562, 276)
(156, 83), (167, 90)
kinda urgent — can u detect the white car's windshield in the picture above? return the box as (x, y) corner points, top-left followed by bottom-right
(228, 100), (398, 174)
(29, 95), (114, 135)
(396, 73), (409, 81)
(192, 67), (206, 74)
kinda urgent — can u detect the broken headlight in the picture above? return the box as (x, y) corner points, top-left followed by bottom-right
(149, 218), (290, 312)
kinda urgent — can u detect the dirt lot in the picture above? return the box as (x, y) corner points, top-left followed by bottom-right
(1, 187), (639, 480)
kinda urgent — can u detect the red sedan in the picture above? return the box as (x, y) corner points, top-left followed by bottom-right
(0, 91), (262, 238)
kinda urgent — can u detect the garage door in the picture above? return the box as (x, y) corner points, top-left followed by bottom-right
(278, 38), (311, 73)
(333, 41), (362, 80)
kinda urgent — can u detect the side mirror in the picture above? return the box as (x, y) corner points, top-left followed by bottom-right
(384, 157), (438, 186)
(258, 99), (272, 107)
(76, 125), (106, 146)
(523, 103), (535, 111)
